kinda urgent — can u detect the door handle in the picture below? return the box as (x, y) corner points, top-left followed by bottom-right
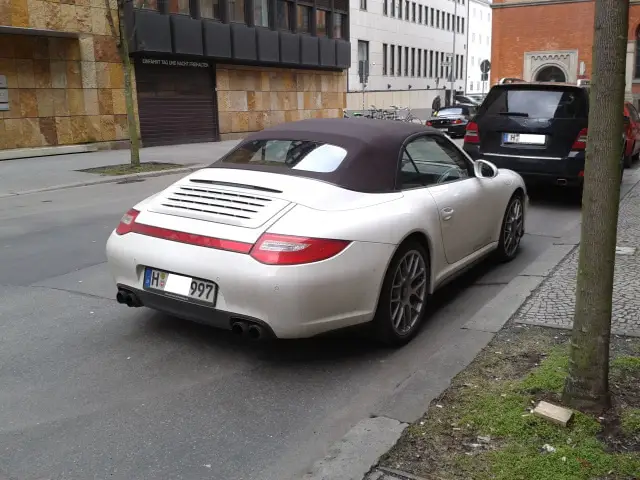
(441, 207), (455, 221)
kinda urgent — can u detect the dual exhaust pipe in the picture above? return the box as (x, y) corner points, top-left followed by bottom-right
(116, 289), (142, 308)
(231, 320), (266, 341)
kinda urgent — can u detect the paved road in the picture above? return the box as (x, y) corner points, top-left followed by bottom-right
(2, 161), (632, 480)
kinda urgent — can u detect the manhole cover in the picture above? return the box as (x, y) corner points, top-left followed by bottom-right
(615, 246), (636, 255)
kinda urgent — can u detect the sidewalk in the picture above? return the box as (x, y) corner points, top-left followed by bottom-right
(0, 140), (240, 197)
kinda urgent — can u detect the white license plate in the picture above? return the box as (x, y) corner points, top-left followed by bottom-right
(143, 268), (217, 304)
(503, 133), (546, 145)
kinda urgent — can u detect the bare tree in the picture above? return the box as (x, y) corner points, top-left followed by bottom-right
(105, 0), (141, 167)
(562, 0), (629, 412)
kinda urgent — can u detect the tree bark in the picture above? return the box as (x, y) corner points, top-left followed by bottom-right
(561, 0), (628, 412)
(118, 7), (141, 167)
(105, 0), (141, 167)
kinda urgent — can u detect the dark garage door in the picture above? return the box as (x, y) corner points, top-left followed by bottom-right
(135, 61), (219, 147)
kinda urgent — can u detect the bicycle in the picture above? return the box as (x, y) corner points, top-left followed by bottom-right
(395, 106), (423, 124)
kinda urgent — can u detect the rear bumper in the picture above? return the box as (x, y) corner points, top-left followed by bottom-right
(429, 124), (467, 137)
(106, 231), (394, 339)
(464, 144), (585, 187)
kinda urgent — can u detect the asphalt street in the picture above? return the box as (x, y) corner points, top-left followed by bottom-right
(0, 159), (626, 479)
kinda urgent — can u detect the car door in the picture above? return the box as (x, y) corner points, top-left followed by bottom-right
(402, 135), (494, 265)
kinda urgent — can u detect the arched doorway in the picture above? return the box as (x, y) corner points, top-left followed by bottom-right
(535, 66), (567, 82)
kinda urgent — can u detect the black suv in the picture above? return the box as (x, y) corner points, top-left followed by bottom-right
(463, 82), (622, 190)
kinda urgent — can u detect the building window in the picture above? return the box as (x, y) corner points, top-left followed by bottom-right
(446, 13), (450, 30)
(405, 0), (409, 20)
(430, 50), (434, 78)
(434, 51), (439, 78)
(199, 0), (219, 18)
(472, 33), (476, 42)
(276, 0), (291, 30)
(635, 27), (640, 78)
(383, 43), (388, 75)
(441, 11), (445, 29)
(333, 13), (346, 38)
(254, 0), (269, 26)
(390, 44), (395, 76)
(228, 0), (245, 22)
(360, 0), (367, 10)
(398, 0), (402, 18)
(411, 2), (415, 21)
(358, 40), (369, 83)
(404, 46), (409, 76)
(440, 52), (445, 78)
(460, 55), (464, 79)
(397, 45), (402, 76)
(417, 48), (421, 77)
(135, 0), (159, 10)
(391, 0), (395, 16)
(383, 0), (388, 15)
(461, 17), (465, 34)
(411, 47), (415, 76)
(423, 49), (427, 77)
(430, 8), (434, 26)
(296, 4), (312, 33)
(435, 9), (439, 28)
(316, 10), (328, 36)
(167, 0), (190, 14)
(456, 16), (460, 33)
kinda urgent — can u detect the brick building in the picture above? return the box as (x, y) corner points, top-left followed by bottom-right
(491, 0), (640, 105)
(1, 0), (350, 151)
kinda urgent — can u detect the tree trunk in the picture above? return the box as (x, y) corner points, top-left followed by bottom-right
(561, 0), (628, 412)
(117, 7), (141, 167)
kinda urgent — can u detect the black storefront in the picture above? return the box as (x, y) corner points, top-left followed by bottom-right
(125, 0), (351, 146)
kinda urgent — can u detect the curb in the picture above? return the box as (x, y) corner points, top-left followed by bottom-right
(0, 164), (208, 199)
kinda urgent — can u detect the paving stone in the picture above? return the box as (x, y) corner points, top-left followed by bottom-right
(515, 186), (640, 337)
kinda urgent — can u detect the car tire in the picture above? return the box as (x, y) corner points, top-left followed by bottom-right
(372, 241), (430, 347)
(495, 193), (525, 263)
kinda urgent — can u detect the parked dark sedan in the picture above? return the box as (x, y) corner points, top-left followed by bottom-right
(426, 105), (477, 138)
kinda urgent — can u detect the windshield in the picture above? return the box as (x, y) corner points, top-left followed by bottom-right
(483, 88), (588, 119)
(220, 140), (348, 173)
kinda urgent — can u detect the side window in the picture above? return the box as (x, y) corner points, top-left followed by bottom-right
(398, 135), (471, 189)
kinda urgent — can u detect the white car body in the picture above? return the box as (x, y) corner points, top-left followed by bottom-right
(106, 121), (527, 341)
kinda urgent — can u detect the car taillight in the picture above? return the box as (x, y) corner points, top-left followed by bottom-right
(250, 233), (351, 265)
(426, 121), (432, 126)
(572, 128), (588, 150)
(464, 121), (479, 144)
(454, 119), (463, 124)
(116, 209), (140, 235)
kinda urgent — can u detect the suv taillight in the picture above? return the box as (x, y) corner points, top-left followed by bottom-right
(572, 128), (588, 150)
(464, 121), (479, 144)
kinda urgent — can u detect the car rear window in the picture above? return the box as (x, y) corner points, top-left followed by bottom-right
(482, 87), (588, 119)
(437, 107), (464, 116)
(220, 140), (348, 173)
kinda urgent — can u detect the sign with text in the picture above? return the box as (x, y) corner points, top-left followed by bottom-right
(140, 58), (210, 68)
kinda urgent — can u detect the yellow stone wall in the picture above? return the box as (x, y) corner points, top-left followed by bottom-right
(216, 65), (347, 141)
(0, 0), (130, 150)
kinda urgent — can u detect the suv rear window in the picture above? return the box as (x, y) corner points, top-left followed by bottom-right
(482, 87), (588, 119)
(220, 140), (348, 173)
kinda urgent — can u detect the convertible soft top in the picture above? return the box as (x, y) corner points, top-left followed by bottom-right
(209, 118), (442, 193)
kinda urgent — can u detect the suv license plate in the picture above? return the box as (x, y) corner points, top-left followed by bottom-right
(503, 133), (546, 145)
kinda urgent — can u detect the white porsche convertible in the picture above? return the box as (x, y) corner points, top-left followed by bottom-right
(107, 118), (527, 346)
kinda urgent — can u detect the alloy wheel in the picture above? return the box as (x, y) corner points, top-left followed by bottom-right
(389, 250), (428, 335)
(503, 197), (524, 257)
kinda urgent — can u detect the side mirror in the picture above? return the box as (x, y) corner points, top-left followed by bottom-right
(474, 159), (499, 178)
(624, 115), (631, 125)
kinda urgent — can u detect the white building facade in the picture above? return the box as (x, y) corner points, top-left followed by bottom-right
(465, 0), (492, 95)
(347, 0), (469, 111)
